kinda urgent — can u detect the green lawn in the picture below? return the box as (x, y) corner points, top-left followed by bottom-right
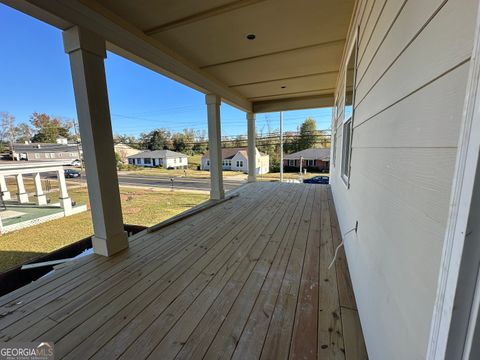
(121, 167), (244, 178)
(0, 187), (208, 272)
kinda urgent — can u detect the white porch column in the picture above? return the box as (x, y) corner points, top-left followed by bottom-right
(56, 169), (72, 215)
(15, 174), (29, 203)
(33, 173), (47, 206)
(63, 26), (128, 256)
(206, 94), (225, 200)
(247, 112), (257, 182)
(0, 175), (11, 201)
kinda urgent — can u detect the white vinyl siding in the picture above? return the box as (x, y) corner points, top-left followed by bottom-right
(330, 0), (477, 359)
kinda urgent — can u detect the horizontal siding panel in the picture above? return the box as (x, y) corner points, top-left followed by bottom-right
(356, 0), (406, 81)
(354, 0), (476, 126)
(353, 61), (469, 148)
(351, 147), (456, 225)
(358, 0), (375, 45)
(333, 157), (450, 358)
(358, 0), (386, 56)
(356, 0), (446, 104)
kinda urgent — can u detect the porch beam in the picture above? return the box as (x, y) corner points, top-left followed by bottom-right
(3, 0), (251, 112)
(247, 112), (256, 182)
(252, 94), (334, 113)
(206, 94), (225, 200)
(63, 26), (128, 256)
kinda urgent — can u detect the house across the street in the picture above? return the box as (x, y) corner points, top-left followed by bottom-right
(11, 142), (81, 164)
(114, 143), (142, 164)
(127, 150), (188, 169)
(201, 147), (269, 174)
(283, 148), (330, 172)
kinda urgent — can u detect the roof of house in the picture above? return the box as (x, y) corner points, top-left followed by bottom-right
(12, 143), (79, 153)
(127, 150), (188, 159)
(283, 148), (331, 161)
(202, 147), (267, 160)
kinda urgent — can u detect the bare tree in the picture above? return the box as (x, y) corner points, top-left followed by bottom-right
(16, 122), (33, 143)
(0, 112), (18, 153)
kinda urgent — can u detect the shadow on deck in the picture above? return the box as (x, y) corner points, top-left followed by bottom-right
(0, 182), (367, 359)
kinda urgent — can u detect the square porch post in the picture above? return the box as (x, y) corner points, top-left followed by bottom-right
(33, 173), (47, 206)
(206, 94), (225, 200)
(56, 169), (72, 215)
(247, 112), (257, 182)
(15, 174), (29, 203)
(0, 175), (11, 201)
(63, 26), (128, 256)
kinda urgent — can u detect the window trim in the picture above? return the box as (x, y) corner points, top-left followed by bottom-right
(341, 28), (358, 188)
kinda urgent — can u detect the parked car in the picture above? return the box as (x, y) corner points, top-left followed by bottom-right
(70, 159), (82, 167)
(303, 176), (329, 184)
(64, 169), (81, 178)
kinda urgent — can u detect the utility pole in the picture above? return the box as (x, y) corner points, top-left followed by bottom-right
(73, 120), (84, 171)
(280, 111), (284, 182)
(299, 156), (303, 177)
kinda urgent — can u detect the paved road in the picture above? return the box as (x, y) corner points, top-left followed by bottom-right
(116, 174), (245, 191)
(61, 173), (246, 192)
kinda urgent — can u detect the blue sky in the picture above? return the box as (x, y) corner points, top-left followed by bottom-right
(0, 3), (332, 138)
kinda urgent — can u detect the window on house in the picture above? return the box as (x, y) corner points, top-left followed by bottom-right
(332, 129), (337, 168)
(342, 37), (357, 183)
(34, 153), (40, 159)
(288, 160), (294, 166)
(306, 160), (314, 167)
(45, 153), (50, 158)
(144, 158), (151, 164)
(207, 160), (210, 166)
(51, 153), (56, 158)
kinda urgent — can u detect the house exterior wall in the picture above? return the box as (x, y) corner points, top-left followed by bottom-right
(257, 154), (269, 175)
(231, 153), (248, 172)
(201, 151), (269, 174)
(128, 157), (187, 168)
(283, 159), (329, 171)
(330, 0), (478, 359)
(21, 150), (80, 162)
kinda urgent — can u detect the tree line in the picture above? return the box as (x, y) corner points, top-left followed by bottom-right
(0, 111), (330, 169)
(114, 117), (331, 170)
(0, 111), (77, 151)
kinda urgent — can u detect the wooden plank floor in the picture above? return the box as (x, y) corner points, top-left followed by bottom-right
(0, 182), (367, 359)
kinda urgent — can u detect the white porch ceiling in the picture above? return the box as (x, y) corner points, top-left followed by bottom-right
(3, 0), (355, 112)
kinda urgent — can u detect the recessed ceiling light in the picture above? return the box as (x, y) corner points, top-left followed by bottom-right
(246, 34), (256, 40)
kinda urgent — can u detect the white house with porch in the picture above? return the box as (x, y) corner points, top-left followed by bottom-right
(127, 150), (188, 169)
(201, 147), (269, 174)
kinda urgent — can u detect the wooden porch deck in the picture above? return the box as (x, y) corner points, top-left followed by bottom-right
(0, 182), (367, 359)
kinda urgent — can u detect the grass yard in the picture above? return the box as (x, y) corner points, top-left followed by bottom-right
(0, 186), (208, 272)
(120, 167), (244, 178)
